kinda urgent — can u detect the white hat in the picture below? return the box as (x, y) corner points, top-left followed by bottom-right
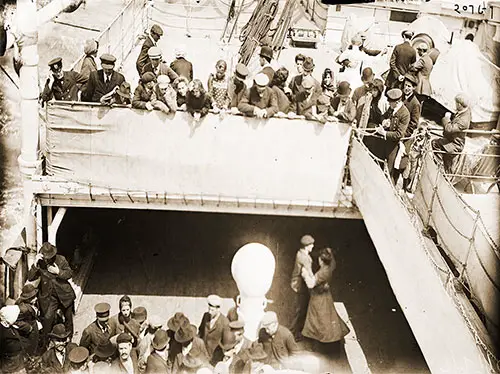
(157, 75), (171, 88)
(175, 45), (186, 58)
(254, 73), (269, 87)
(207, 294), (222, 307)
(260, 311), (278, 326)
(0, 305), (20, 326)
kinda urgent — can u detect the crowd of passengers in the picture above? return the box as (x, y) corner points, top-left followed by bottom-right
(40, 24), (471, 191)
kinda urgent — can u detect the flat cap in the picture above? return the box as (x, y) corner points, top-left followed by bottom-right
(254, 73), (269, 87)
(260, 311), (278, 326)
(100, 53), (116, 68)
(151, 24), (164, 36)
(387, 88), (403, 101)
(68, 346), (89, 364)
(207, 294), (222, 307)
(116, 332), (133, 344)
(301, 75), (315, 90)
(147, 46), (162, 59)
(229, 320), (245, 330)
(235, 63), (249, 80)
(48, 57), (62, 68)
(300, 234), (315, 246)
(404, 73), (418, 86)
(132, 306), (147, 323)
(94, 302), (110, 315)
(141, 72), (156, 84)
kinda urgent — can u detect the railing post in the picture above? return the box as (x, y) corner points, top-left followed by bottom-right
(425, 155), (440, 230)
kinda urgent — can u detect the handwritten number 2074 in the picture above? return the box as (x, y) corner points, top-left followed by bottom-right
(454, 4), (493, 17)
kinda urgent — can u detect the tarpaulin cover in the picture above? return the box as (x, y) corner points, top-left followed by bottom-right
(349, 139), (489, 373)
(43, 104), (351, 203)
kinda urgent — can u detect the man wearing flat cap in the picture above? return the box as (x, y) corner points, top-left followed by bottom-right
(68, 346), (90, 373)
(228, 63), (249, 112)
(375, 88), (410, 184)
(111, 333), (139, 373)
(132, 72), (157, 110)
(290, 235), (314, 341)
(198, 294), (229, 358)
(136, 24), (164, 76)
(258, 311), (298, 369)
(141, 46), (179, 82)
(259, 46), (275, 83)
(172, 319), (209, 373)
(145, 329), (171, 374)
(80, 302), (113, 354)
(41, 324), (78, 373)
(386, 30), (417, 90)
(82, 53), (126, 102)
(27, 242), (76, 348)
(210, 320), (251, 366)
(238, 73), (278, 118)
(41, 57), (88, 105)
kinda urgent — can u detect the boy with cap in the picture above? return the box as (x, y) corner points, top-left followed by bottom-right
(145, 329), (170, 373)
(228, 63), (249, 112)
(82, 53), (125, 102)
(386, 30), (417, 90)
(41, 324), (78, 373)
(198, 294), (229, 358)
(290, 235), (314, 341)
(136, 24), (164, 75)
(238, 73), (278, 119)
(27, 242), (76, 348)
(132, 72), (157, 110)
(68, 346), (90, 374)
(80, 302), (112, 354)
(259, 46), (275, 83)
(111, 333), (139, 373)
(41, 57), (88, 105)
(375, 88), (410, 184)
(141, 46), (179, 82)
(151, 75), (178, 114)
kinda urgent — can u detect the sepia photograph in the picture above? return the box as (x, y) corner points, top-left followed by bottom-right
(0, 0), (499, 372)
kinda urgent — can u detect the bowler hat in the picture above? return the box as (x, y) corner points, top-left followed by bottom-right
(94, 302), (111, 317)
(300, 234), (315, 246)
(100, 54), (116, 69)
(116, 82), (131, 99)
(219, 329), (238, 351)
(404, 73), (418, 86)
(132, 306), (147, 323)
(151, 24), (164, 36)
(48, 57), (63, 70)
(48, 324), (71, 340)
(337, 81), (352, 97)
(40, 242), (57, 259)
(259, 46), (273, 60)
(94, 341), (116, 359)
(401, 30), (414, 39)
(174, 324), (195, 343)
(152, 329), (169, 351)
(302, 57), (315, 72)
(141, 72), (156, 84)
(207, 294), (222, 307)
(254, 73), (269, 87)
(116, 333), (133, 345)
(229, 320), (245, 330)
(167, 312), (188, 331)
(68, 346), (89, 364)
(361, 67), (374, 83)
(235, 63), (249, 80)
(19, 284), (37, 301)
(387, 88), (403, 101)
(147, 46), (162, 59)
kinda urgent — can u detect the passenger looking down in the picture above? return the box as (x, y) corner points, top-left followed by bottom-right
(207, 60), (230, 111)
(132, 72), (157, 110)
(289, 56), (321, 98)
(329, 81), (356, 123)
(238, 73), (278, 118)
(136, 24), (163, 76)
(186, 79), (213, 121)
(82, 53), (125, 103)
(41, 57), (88, 105)
(100, 81), (132, 106)
(431, 93), (472, 172)
(228, 63), (249, 113)
(270, 67), (293, 116)
(170, 45), (194, 81)
(352, 67), (375, 106)
(173, 76), (189, 110)
(141, 46), (179, 82)
(151, 75), (178, 114)
(295, 75), (321, 121)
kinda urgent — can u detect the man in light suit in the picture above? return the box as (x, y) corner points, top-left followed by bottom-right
(82, 54), (126, 103)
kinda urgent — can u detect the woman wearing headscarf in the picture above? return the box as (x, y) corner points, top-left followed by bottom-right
(80, 39), (98, 79)
(0, 305), (26, 374)
(301, 248), (350, 353)
(108, 295), (140, 347)
(321, 68), (336, 99)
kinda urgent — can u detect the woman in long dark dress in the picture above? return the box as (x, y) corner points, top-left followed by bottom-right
(301, 248), (349, 346)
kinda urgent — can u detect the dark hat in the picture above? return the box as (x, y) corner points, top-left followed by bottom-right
(116, 333), (133, 344)
(235, 63), (249, 80)
(295, 53), (306, 63)
(337, 81), (352, 97)
(151, 24), (164, 36)
(174, 323), (195, 343)
(404, 73), (418, 86)
(259, 46), (273, 60)
(19, 284), (37, 301)
(182, 354), (204, 369)
(219, 329), (238, 351)
(141, 72), (156, 84)
(387, 88), (403, 101)
(94, 341), (116, 359)
(116, 81), (131, 99)
(40, 242), (57, 259)
(167, 312), (188, 331)
(401, 30), (414, 39)
(300, 234), (315, 246)
(94, 302), (111, 317)
(229, 320), (245, 330)
(132, 306), (147, 323)
(100, 54), (116, 69)
(48, 324), (71, 340)
(247, 343), (267, 360)
(68, 346), (89, 364)
(152, 329), (169, 351)
(302, 57), (315, 72)
(361, 67), (374, 82)
(48, 57), (62, 70)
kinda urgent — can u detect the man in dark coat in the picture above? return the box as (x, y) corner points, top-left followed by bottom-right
(172, 321), (210, 373)
(258, 312), (299, 370)
(228, 63), (249, 112)
(27, 242), (76, 348)
(290, 235), (314, 341)
(15, 284), (41, 356)
(375, 88), (410, 184)
(288, 56), (321, 99)
(136, 24), (163, 76)
(432, 93), (471, 172)
(41, 324), (77, 374)
(258, 46), (275, 84)
(238, 73), (278, 118)
(170, 45), (193, 81)
(141, 46), (179, 81)
(132, 72), (156, 110)
(82, 54), (125, 102)
(145, 329), (171, 373)
(111, 333), (140, 373)
(0, 305), (25, 374)
(386, 30), (417, 90)
(198, 294), (229, 358)
(80, 302), (112, 354)
(41, 57), (88, 105)
(352, 67), (375, 106)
